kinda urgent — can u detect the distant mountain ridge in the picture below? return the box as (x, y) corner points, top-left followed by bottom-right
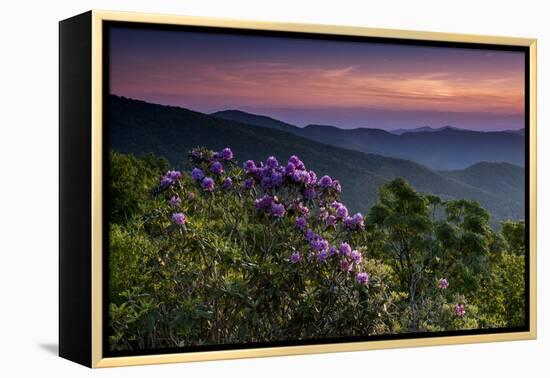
(111, 95), (524, 225)
(212, 109), (525, 170)
(390, 125), (465, 135)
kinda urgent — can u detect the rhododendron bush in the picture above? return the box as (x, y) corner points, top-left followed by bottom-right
(108, 148), (525, 351)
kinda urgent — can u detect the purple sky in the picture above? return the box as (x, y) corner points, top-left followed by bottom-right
(109, 27), (525, 131)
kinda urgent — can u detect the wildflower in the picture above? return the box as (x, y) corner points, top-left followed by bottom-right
(326, 215), (336, 226)
(356, 272), (369, 285)
(222, 177), (233, 190)
(271, 203), (286, 218)
(210, 161), (224, 175)
(350, 250), (363, 264)
(295, 216), (307, 230)
(303, 187), (316, 200)
(319, 175), (333, 188)
(329, 245), (339, 257)
(305, 229), (314, 240)
(340, 242), (352, 256)
(191, 167), (205, 181)
(220, 147), (233, 160)
(169, 195), (181, 207)
(266, 156), (279, 169)
(290, 251), (302, 264)
(243, 178), (255, 189)
(438, 278), (449, 289)
(455, 303), (466, 317)
(171, 212), (187, 225)
(201, 177), (215, 192)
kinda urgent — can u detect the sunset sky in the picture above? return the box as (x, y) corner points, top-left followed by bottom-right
(109, 27), (525, 131)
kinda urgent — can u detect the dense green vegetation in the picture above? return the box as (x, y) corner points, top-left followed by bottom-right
(108, 148), (525, 352)
(110, 95), (524, 226)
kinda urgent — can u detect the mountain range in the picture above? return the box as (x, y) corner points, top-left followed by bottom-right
(109, 95), (525, 225)
(211, 110), (525, 170)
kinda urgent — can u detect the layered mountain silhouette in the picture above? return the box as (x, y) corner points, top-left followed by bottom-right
(212, 110), (525, 170)
(110, 95), (525, 225)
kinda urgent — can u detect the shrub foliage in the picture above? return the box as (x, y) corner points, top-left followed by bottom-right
(108, 148), (525, 351)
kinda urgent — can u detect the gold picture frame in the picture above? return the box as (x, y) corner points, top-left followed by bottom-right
(59, 9), (537, 368)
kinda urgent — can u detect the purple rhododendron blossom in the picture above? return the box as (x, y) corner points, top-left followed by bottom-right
(290, 251), (302, 264)
(271, 172), (283, 186)
(340, 259), (353, 272)
(295, 216), (307, 230)
(344, 213), (365, 230)
(220, 147), (233, 160)
(297, 203), (310, 216)
(308, 170), (318, 184)
(438, 278), (449, 289)
(261, 176), (273, 188)
(266, 156), (279, 169)
(351, 250), (363, 264)
(169, 195), (181, 207)
(201, 177), (215, 192)
(340, 242), (352, 256)
(455, 304), (466, 317)
(332, 180), (342, 193)
(291, 170), (303, 182)
(171, 212), (187, 225)
(317, 250), (328, 263)
(285, 162), (296, 176)
(243, 160), (257, 172)
(243, 178), (255, 189)
(270, 203), (286, 218)
(356, 272), (369, 285)
(255, 195), (273, 210)
(210, 161), (224, 175)
(326, 215), (336, 226)
(160, 176), (173, 188)
(336, 204), (349, 219)
(310, 235), (329, 252)
(222, 177), (233, 190)
(191, 167), (205, 181)
(288, 155), (304, 170)
(319, 175), (333, 188)
(191, 148), (203, 159)
(166, 170), (182, 181)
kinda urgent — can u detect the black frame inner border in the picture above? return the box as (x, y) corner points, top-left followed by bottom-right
(101, 20), (531, 358)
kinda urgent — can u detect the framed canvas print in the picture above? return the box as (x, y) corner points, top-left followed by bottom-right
(59, 10), (537, 368)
